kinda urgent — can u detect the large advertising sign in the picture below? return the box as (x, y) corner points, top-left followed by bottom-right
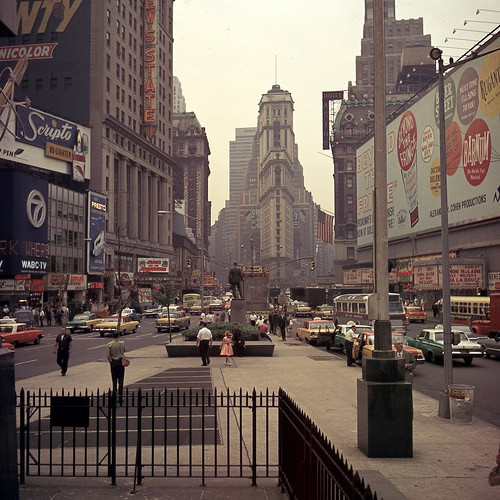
(0, 104), (91, 179)
(356, 42), (500, 246)
(143, 0), (158, 140)
(87, 192), (106, 275)
(0, 170), (48, 275)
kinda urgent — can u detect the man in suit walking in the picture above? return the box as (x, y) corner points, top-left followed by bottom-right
(53, 326), (73, 376)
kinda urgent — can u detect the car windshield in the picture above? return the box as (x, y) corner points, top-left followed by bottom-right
(310, 322), (335, 330)
(73, 314), (88, 320)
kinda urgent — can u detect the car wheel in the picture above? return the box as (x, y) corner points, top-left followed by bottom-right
(157, 328), (162, 333)
(100, 332), (104, 337)
(34, 336), (40, 345)
(464, 357), (473, 366)
(326, 341), (331, 351)
(485, 352), (491, 359)
(425, 350), (433, 362)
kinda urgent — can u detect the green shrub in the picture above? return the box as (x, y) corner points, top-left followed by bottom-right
(183, 322), (259, 341)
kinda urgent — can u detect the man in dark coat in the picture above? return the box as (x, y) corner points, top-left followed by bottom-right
(228, 262), (244, 299)
(53, 327), (73, 375)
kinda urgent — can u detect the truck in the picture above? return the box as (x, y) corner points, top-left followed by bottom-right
(290, 287), (327, 309)
(471, 293), (500, 338)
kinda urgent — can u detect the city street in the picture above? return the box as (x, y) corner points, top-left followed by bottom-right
(11, 316), (500, 427)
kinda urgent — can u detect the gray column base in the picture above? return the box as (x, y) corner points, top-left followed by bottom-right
(357, 358), (413, 457)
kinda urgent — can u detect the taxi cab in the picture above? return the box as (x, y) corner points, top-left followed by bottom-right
(312, 305), (335, 320)
(296, 319), (336, 344)
(156, 310), (191, 332)
(405, 306), (427, 323)
(94, 315), (140, 337)
(294, 301), (312, 318)
(352, 330), (425, 365)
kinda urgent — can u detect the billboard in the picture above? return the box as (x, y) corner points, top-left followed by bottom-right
(0, 170), (48, 275)
(0, 104), (91, 179)
(356, 41), (500, 247)
(137, 258), (169, 274)
(87, 192), (106, 275)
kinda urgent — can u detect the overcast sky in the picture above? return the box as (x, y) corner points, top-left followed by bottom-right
(173, 0), (499, 221)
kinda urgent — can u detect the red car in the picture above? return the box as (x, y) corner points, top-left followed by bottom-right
(405, 306), (427, 323)
(0, 323), (43, 347)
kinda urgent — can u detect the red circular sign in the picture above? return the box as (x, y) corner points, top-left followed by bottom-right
(463, 119), (491, 186)
(397, 111), (417, 172)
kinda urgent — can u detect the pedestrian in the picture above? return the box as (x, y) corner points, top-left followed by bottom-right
(259, 319), (272, 341)
(39, 307), (45, 326)
(196, 321), (213, 366)
(278, 311), (288, 341)
(53, 326), (73, 376)
(394, 339), (416, 382)
(345, 321), (357, 366)
(220, 330), (234, 365)
(228, 262), (244, 299)
(232, 322), (245, 356)
(106, 331), (127, 404)
(249, 311), (257, 326)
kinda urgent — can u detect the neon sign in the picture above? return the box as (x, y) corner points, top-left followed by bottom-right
(143, 0), (158, 139)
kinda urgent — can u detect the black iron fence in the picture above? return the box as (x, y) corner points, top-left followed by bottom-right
(17, 387), (377, 498)
(278, 389), (377, 499)
(18, 387), (278, 487)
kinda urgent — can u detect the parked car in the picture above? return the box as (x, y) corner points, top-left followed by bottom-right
(312, 305), (335, 320)
(405, 306), (426, 323)
(94, 316), (140, 337)
(352, 331), (425, 365)
(296, 319), (336, 344)
(0, 323), (43, 346)
(317, 323), (371, 352)
(67, 312), (103, 333)
(407, 328), (484, 365)
(478, 334), (500, 359)
(156, 311), (191, 332)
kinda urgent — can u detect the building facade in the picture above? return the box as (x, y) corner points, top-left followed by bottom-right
(0, 0), (177, 307)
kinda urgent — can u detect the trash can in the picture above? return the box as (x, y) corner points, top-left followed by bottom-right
(448, 384), (475, 424)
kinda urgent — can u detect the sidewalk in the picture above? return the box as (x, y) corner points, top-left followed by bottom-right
(17, 333), (500, 500)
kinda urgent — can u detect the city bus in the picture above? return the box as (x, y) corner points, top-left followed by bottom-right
(182, 293), (201, 311)
(333, 293), (406, 328)
(437, 296), (490, 325)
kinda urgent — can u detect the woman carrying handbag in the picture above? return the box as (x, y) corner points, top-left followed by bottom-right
(106, 331), (128, 404)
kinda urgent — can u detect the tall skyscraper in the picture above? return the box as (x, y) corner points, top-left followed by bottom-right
(173, 76), (186, 113)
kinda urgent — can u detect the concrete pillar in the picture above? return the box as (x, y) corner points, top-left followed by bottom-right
(0, 351), (19, 499)
(230, 299), (247, 325)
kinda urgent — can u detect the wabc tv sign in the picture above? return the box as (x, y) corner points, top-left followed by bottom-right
(0, 171), (48, 275)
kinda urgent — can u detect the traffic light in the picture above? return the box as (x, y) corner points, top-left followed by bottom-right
(186, 258), (191, 268)
(310, 260), (315, 271)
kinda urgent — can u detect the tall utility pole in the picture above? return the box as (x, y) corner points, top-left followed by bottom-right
(357, 0), (412, 458)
